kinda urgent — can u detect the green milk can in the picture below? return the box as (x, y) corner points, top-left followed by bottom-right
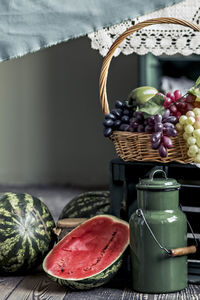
(129, 169), (196, 293)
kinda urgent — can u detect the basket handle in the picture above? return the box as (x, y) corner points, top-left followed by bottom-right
(99, 17), (200, 115)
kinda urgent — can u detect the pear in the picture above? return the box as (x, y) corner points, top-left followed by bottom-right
(128, 86), (158, 107)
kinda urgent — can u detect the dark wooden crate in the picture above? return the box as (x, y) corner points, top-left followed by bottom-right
(109, 159), (200, 279)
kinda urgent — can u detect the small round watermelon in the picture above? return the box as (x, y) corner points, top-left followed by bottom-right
(43, 215), (129, 290)
(59, 191), (110, 219)
(0, 192), (55, 274)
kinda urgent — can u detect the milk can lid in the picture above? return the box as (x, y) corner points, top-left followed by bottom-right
(136, 169), (180, 190)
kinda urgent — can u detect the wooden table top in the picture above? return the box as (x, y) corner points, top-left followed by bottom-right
(1, 269), (200, 300)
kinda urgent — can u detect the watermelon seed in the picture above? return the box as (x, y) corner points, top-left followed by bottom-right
(82, 231), (117, 272)
(102, 231), (117, 252)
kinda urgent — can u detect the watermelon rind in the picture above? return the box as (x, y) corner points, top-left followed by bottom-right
(58, 191), (110, 219)
(48, 257), (122, 290)
(0, 192), (55, 274)
(43, 215), (129, 290)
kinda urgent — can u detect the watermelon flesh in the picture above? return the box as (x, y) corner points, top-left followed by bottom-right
(44, 215), (129, 281)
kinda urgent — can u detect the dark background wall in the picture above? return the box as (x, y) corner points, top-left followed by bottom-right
(0, 36), (138, 187)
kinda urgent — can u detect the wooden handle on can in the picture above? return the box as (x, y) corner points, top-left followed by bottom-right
(170, 245), (197, 257)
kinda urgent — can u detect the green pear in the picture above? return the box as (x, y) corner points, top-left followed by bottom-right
(128, 86), (158, 107)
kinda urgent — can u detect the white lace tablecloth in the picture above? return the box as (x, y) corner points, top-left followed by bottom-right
(88, 0), (200, 57)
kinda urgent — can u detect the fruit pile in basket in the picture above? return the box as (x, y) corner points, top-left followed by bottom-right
(103, 76), (200, 159)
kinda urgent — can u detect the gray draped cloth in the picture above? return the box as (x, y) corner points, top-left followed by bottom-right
(0, 0), (182, 62)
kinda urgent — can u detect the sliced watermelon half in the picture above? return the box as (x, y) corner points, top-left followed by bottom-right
(43, 215), (129, 290)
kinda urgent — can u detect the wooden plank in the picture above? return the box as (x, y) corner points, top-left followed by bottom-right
(0, 276), (24, 299)
(63, 285), (200, 300)
(7, 273), (67, 300)
(0, 272), (200, 300)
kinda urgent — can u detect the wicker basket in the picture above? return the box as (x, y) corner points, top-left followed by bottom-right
(99, 17), (200, 163)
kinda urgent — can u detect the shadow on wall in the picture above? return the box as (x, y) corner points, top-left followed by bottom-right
(0, 36), (138, 187)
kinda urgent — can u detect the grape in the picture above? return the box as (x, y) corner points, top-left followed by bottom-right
(185, 124), (194, 134)
(151, 132), (162, 143)
(155, 122), (163, 132)
(148, 116), (155, 126)
(154, 114), (162, 123)
(114, 119), (121, 129)
(145, 125), (154, 133)
(163, 109), (170, 119)
(152, 139), (161, 149)
(193, 108), (200, 116)
(169, 105), (177, 114)
(130, 117), (137, 123)
(121, 115), (129, 123)
(164, 90), (194, 119)
(163, 122), (175, 129)
(166, 92), (175, 102)
(131, 121), (139, 129)
(186, 111), (195, 118)
(103, 100), (134, 137)
(179, 115), (188, 125)
(105, 113), (116, 120)
(135, 112), (144, 122)
(104, 127), (113, 137)
(183, 132), (192, 140)
(159, 144), (167, 157)
(174, 90), (182, 100)
(196, 139), (200, 148)
(162, 136), (173, 149)
(187, 137), (196, 146)
(115, 100), (124, 109)
(193, 129), (200, 139)
(176, 108), (200, 161)
(194, 154), (200, 163)
(194, 121), (200, 129)
(186, 117), (195, 125)
(103, 119), (114, 127)
(111, 108), (122, 118)
(165, 116), (177, 124)
(171, 129), (177, 137)
(187, 149), (196, 158)
(119, 124), (130, 131)
(123, 109), (130, 115)
(164, 97), (172, 107)
(137, 125), (144, 133)
(164, 128), (177, 137)
(176, 123), (183, 132)
(189, 145), (199, 155)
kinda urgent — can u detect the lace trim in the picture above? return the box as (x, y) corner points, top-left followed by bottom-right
(88, 0), (200, 56)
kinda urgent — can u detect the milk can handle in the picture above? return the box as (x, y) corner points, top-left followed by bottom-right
(149, 169), (167, 180)
(136, 209), (197, 257)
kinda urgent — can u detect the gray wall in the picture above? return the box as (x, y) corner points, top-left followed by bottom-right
(0, 37), (138, 186)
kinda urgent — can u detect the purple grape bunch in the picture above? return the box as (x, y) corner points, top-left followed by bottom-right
(103, 100), (133, 137)
(149, 109), (178, 157)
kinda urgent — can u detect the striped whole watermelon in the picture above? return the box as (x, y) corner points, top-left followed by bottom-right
(0, 192), (55, 274)
(43, 215), (129, 290)
(59, 191), (110, 219)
